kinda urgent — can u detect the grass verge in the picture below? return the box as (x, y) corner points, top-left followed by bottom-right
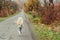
(26, 13), (60, 40)
(0, 12), (20, 22)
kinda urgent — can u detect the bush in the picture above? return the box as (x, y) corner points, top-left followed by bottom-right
(41, 3), (60, 25)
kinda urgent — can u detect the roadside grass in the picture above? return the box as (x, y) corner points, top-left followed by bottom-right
(33, 23), (60, 40)
(0, 12), (20, 22)
(0, 17), (8, 22)
(26, 13), (60, 40)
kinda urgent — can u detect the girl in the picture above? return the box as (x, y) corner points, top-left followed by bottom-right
(17, 17), (23, 34)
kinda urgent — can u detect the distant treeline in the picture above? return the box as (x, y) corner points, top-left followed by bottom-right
(0, 0), (19, 17)
(24, 0), (60, 25)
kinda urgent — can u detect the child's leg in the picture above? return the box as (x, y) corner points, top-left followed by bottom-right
(19, 27), (22, 33)
(19, 25), (22, 33)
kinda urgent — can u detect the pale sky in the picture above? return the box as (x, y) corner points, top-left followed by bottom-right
(20, 0), (26, 2)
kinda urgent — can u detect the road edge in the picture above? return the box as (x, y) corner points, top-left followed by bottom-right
(24, 13), (38, 40)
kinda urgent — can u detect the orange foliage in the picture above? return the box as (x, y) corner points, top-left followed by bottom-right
(24, 0), (60, 25)
(42, 3), (60, 25)
(0, 0), (19, 17)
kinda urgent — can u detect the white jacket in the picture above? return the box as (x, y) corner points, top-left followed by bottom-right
(17, 17), (23, 27)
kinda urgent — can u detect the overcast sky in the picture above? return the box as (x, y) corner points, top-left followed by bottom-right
(21, 0), (28, 3)
(20, 0), (26, 2)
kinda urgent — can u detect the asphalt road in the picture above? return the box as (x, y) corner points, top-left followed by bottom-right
(0, 10), (33, 40)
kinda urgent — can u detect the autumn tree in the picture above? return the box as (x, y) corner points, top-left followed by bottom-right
(0, 0), (19, 17)
(24, 0), (41, 17)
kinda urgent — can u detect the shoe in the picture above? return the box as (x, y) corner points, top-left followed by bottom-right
(18, 31), (20, 35)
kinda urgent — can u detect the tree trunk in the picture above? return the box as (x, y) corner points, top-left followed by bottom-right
(49, 0), (54, 5)
(44, 0), (47, 6)
(49, 0), (53, 3)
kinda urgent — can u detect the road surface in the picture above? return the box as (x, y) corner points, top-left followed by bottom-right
(0, 10), (33, 40)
